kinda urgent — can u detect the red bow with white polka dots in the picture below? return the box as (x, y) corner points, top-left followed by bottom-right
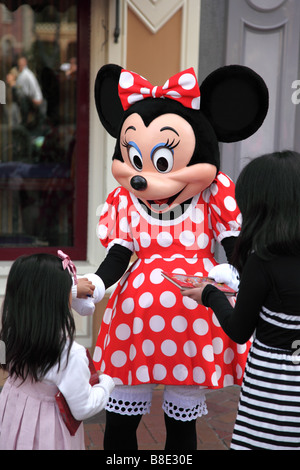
(118, 67), (201, 111)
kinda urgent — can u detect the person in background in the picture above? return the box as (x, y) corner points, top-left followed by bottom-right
(6, 55), (45, 129)
(16, 55), (43, 107)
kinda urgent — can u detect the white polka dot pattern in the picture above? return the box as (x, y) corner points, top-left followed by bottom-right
(93, 173), (251, 387)
(118, 67), (201, 111)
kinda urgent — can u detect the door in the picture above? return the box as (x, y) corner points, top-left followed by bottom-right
(222, 0), (300, 180)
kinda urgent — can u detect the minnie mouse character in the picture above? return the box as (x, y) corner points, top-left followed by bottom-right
(80, 64), (268, 449)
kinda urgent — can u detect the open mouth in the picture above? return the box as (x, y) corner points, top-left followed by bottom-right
(147, 188), (185, 209)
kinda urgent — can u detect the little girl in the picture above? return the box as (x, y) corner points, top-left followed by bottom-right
(182, 150), (300, 450)
(0, 252), (114, 450)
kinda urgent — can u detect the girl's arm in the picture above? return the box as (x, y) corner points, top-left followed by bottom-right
(51, 344), (114, 421)
(182, 254), (270, 344)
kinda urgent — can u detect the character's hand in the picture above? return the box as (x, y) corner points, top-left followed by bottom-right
(208, 264), (240, 291)
(71, 274), (106, 316)
(71, 296), (96, 316)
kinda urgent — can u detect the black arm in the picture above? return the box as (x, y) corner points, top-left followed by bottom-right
(221, 236), (237, 264)
(95, 244), (132, 289)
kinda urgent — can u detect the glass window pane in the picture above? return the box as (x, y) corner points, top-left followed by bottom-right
(0, 2), (87, 256)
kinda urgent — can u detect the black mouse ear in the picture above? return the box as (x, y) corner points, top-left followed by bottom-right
(200, 65), (269, 143)
(94, 64), (124, 137)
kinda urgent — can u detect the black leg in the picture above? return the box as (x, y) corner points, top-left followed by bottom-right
(104, 411), (142, 450)
(164, 413), (197, 450)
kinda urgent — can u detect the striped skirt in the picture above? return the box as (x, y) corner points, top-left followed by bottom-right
(231, 339), (300, 450)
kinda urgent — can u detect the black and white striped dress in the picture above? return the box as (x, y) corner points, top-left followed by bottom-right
(202, 254), (300, 450)
(231, 337), (300, 450)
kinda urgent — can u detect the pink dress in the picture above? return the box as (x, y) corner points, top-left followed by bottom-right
(0, 341), (114, 450)
(0, 377), (84, 450)
(93, 172), (251, 387)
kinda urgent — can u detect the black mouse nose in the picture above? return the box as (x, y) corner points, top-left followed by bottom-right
(130, 175), (148, 191)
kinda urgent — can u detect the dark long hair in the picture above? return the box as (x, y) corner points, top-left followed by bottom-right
(0, 253), (75, 382)
(232, 150), (300, 274)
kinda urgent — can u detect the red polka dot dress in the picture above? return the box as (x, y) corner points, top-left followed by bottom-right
(93, 172), (251, 388)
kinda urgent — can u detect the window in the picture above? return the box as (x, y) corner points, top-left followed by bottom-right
(0, 0), (90, 260)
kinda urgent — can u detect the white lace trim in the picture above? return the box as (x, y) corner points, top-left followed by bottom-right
(162, 397), (208, 421)
(105, 384), (154, 416)
(106, 396), (152, 416)
(162, 384), (207, 420)
(105, 384), (208, 420)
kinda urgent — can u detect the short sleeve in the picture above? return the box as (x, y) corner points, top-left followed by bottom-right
(207, 172), (241, 243)
(97, 187), (134, 252)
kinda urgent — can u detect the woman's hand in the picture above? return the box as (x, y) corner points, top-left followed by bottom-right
(180, 283), (210, 305)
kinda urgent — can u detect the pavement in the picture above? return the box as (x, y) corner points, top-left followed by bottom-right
(84, 385), (240, 451)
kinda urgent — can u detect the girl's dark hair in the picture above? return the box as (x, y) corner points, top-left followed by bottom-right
(232, 150), (300, 273)
(0, 253), (75, 382)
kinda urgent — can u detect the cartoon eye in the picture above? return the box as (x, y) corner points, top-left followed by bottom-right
(128, 143), (143, 171)
(152, 147), (174, 173)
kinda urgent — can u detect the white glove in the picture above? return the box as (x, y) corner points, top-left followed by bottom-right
(71, 296), (96, 316)
(71, 274), (106, 316)
(208, 264), (240, 291)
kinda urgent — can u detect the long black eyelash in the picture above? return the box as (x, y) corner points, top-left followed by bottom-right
(121, 137), (129, 148)
(165, 138), (180, 150)
(121, 138), (180, 150)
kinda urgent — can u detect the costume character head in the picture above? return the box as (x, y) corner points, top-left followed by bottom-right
(94, 64), (268, 213)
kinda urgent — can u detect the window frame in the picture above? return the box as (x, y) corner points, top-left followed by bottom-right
(0, 0), (90, 260)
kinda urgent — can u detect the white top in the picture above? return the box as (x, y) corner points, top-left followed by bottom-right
(44, 341), (115, 421)
(16, 67), (43, 102)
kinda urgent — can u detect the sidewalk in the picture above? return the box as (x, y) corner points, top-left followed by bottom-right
(84, 385), (240, 451)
